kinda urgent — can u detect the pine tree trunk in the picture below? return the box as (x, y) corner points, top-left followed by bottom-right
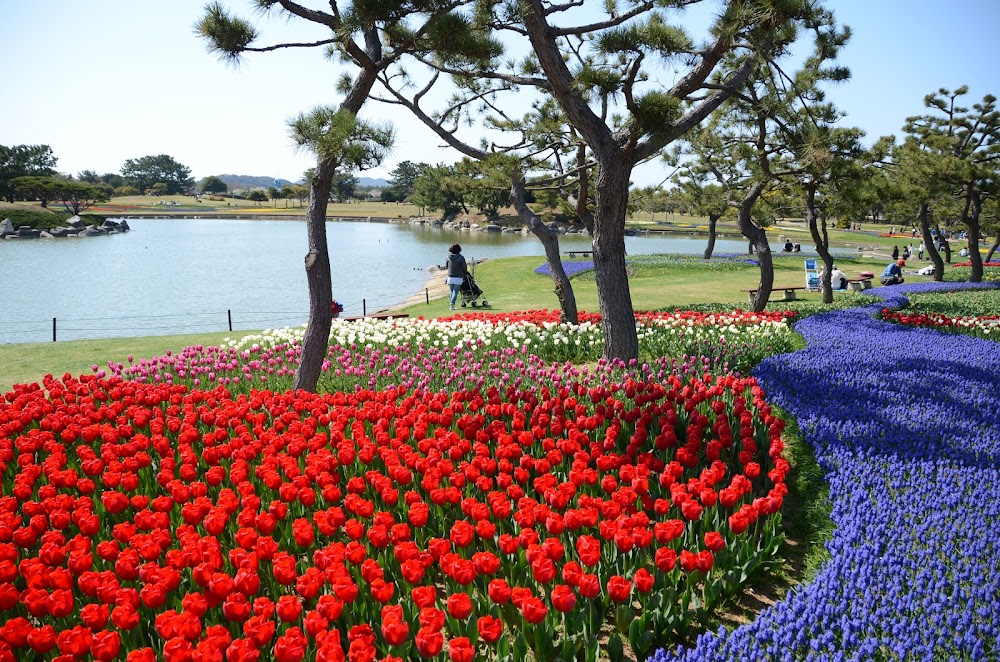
(917, 204), (944, 282)
(511, 177), (578, 324)
(703, 214), (720, 259)
(736, 183), (772, 312)
(805, 186), (834, 304)
(984, 235), (999, 263)
(536, 231), (579, 324)
(965, 198), (984, 282)
(592, 162), (638, 361)
(291, 161), (335, 393)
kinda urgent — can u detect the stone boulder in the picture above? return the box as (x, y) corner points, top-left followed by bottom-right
(0, 219), (13, 237)
(119, 219), (130, 232)
(483, 224), (502, 233)
(49, 227), (77, 237)
(17, 225), (40, 238)
(66, 216), (85, 229)
(78, 226), (103, 237)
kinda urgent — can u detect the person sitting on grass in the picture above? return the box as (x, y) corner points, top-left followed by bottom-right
(881, 259), (905, 286)
(830, 265), (848, 290)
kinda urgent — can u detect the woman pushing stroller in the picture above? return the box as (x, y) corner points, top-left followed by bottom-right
(445, 244), (468, 311)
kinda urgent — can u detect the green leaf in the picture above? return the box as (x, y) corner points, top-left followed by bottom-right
(608, 634), (625, 662)
(513, 633), (529, 661)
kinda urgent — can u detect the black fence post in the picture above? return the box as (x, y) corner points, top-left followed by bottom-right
(425, 288), (429, 304)
(52, 318), (56, 342)
(228, 309), (233, 332)
(363, 299), (367, 316)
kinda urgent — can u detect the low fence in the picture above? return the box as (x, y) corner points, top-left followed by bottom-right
(2, 288), (436, 344)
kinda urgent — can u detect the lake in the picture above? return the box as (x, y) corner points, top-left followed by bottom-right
(0, 218), (757, 344)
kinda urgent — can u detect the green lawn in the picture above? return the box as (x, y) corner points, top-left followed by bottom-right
(0, 331), (243, 395)
(83, 195), (424, 219)
(399, 252), (897, 319)
(0, 251), (920, 394)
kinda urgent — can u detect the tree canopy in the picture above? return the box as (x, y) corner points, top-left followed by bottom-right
(899, 87), (1000, 281)
(201, 175), (228, 194)
(0, 144), (57, 203)
(373, 0), (841, 358)
(121, 154), (195, 195)
(386, 161), (429, 202)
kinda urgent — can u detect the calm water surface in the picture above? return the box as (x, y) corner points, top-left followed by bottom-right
(0, 218), (755, 344)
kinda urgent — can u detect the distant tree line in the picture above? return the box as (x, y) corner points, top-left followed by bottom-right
(1, 146), (197, 211)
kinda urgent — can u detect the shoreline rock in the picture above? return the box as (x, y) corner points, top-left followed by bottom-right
(0, 216), (130, 239)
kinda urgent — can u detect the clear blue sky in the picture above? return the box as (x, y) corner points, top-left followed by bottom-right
(1, 0), (997, 187)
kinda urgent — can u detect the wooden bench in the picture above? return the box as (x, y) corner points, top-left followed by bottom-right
(337, 313), (409, 322)
(740, 285), (807, 303)
(567, 250), (593, 258)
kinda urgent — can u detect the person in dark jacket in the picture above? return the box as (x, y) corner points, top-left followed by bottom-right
(445, 244), (468, 310)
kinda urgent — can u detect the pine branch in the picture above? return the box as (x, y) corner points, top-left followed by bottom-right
(243, 38), (338, 52)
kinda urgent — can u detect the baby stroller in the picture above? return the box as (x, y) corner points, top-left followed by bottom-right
(460, 270), (488, 308)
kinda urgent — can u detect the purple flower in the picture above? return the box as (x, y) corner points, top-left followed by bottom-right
(654, 281), (1000, 661)
(535, 260), (595, 277)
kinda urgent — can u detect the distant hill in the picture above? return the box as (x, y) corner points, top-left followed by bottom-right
(201, 174), (297, 191)
(198, 174), (388, 190)
(357, 177), (390, 188)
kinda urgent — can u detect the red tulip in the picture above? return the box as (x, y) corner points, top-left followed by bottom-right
(655, 547), (677, 572)
(477, 615), (503, 644)
(446, 593), (472, 620)
(488, 579), (511, 605)
(27, 625), (57, 654)
(1, 618), (30, 648)
(607, 576), (631, 603)
(634, 568), (655, 593)
(578, 573), (601, 599)
(520, 597), (548, 624)
(411, 586), (437, 609)
(705, 531), (725, 552)
(448, 637), (474, 662)
(111, 604), (141, 630)
(418, 608), (446, 632)
(575, 535), (601, 567)
(57, 625), (92, 658)
(550, 584), (577, 613)
(381, 605), (409, 647)
(273, 629), (307, 662)
(415, 627), (443, 658)
(276, 596), (303, 623)
(90, 629), (122, 662)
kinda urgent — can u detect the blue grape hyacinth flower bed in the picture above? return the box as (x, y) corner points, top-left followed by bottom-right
(535, 260), (595, 277)
(653, 281), (1000, 661)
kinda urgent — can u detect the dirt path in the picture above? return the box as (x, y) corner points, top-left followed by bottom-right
(380, 265), (450, 313)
